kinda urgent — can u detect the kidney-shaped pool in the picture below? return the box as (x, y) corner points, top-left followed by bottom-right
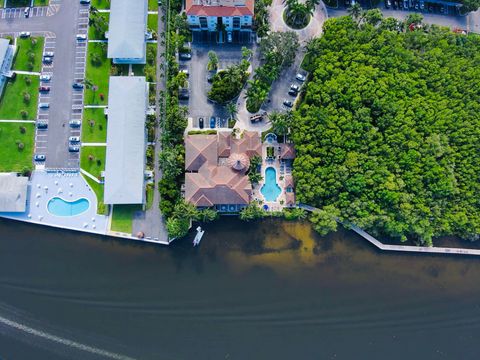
(47, 197), (90, 217)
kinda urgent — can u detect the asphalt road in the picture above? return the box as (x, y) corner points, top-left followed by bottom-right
(0, 1), (86, 169)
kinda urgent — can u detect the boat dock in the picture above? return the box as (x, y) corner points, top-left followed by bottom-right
(298, 204), (480, 257)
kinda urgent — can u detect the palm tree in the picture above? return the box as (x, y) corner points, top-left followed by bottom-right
(225, 102), (238, 120)
(207, 50), (218, 71)
(84, 78), (98, 102)
(348, 3), (363, 23)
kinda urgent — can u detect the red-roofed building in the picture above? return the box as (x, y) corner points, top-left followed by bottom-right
(186, 0), (254, 35)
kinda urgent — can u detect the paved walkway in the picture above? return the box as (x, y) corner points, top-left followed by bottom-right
(131, 2), (168, 243)
(0, 119), (36, 123)
(88, 39), (107, 43)
(12, 70), (41, 75)
(84, 105), (107, 108)
(81, 142), (106, 146)
(80, 168), (100, 183)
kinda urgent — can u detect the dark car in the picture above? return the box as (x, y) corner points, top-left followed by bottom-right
(209, 116), (216, 129)
(179, 52), (192, 60)
(249, 114), (263, 123)
(68, 146), (80, 152)
(178, 89), (189, 100)
(39, 86), (50, 92)
(207, 73), (215, 83)
(24, 7), (30, 18)
(80, 0), (91, 4)
(288, 89), (298, 96)
(36, 122), (48, 129)
(385, 0), (390, 8)
(199, 117), (204, 129)
(34, 154), (46, 161)
(43, 56), (53, 64)
(283, 99), (293, 108)
(72, 82), (84, 89)
(344, 0), (351, 6)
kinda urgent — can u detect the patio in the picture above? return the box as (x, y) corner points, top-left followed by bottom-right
(0, 170), (108, 235)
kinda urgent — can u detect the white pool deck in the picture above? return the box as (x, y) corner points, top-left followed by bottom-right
(0, 170), (108, 235)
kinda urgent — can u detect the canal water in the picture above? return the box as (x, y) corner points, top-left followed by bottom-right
(0, 217), (480, 359)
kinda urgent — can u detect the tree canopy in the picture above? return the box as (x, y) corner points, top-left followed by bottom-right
(293, 15), (480, 245)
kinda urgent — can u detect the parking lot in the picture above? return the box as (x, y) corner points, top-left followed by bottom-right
(0, 0), (61, 19)
(181, 43), (251, 129)
(192, 30), (255, 44)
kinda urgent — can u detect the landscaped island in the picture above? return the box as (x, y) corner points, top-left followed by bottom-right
(293, 14), (480, 246)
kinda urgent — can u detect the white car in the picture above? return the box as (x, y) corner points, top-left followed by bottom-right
(69, 120), (81, 127)
(40, 74), (51, 82)
(19, 31), (31, 38)
(69, 136), (80, 143)
(44, 51), (54, 57)
(295, 73), (306, 82)
(39, 103), (50, 109)
(76, 34), (87, 41)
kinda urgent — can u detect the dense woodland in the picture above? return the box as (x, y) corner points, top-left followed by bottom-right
(293, 15), (480, 245)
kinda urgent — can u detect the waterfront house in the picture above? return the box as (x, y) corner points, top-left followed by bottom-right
(0, 173), (28, 213)
(0, 38), (15, 96)
(104, 76), (148, 205)
(186, 0), (254, 37)
(107, 0), (148, 64)
(184, 131), (261, 212)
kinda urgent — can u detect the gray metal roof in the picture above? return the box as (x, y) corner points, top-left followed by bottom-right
(104, 76), (148, 205)
(0, 38), (10, 68)
(0, 173), (28, 212)
(107, 0), (147, 61)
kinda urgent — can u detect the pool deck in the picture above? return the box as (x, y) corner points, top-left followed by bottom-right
(252, 139), (295, 210)
(0, 170), (109, 235)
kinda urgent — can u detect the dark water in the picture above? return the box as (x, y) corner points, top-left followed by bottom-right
(1, 217), (480, 360)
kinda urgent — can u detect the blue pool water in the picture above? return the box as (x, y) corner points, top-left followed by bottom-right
(47, 197), (90, 217)
(261, 167), (282, 202)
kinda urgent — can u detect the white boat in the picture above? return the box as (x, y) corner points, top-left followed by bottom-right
(193, 226), (204, 246)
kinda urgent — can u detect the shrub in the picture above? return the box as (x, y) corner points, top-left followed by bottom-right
(19, 126), (26, 134)
(20, 110), (28, 119)
(22, 92), (31, 104)
(24, 76), (31, 85)
(96, 159), (102, 166)
(17, 142), (24, 150)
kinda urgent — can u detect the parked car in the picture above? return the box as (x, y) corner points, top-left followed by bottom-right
(44, 51), (54, 57)
(72, 82), (84, 89)
(24, 7), (30, 17)
(207, 73), (215, 83)
(39, 86), (50, 92)
(227, 31), (232, 43)
(209, 116), (216, 129)
(76, 34), (87, 40)
(179, 89), (189, 100)
(344, 0), (351, 6)
(40, 74), (51, 82)
(290, 84), (300, 93)
(295, 73), (306, 82)
(19, 31), (31, 38)
(36, 122), (48, 129)
(80, 0), (91, 4)
(43, 56), (53, 64)
(34, 154), (46, 161)
(69, 120), (81, 127)
(403, 0), (408, 8)
(39, 103), (50, 109)
(283, 99), (293, 108)
(420, 0), (424, 9)
(179, 52), (192, 60)
(68, 146), (80, 152)
(69, 136), (80, 143)
(249, 113), (264, 123)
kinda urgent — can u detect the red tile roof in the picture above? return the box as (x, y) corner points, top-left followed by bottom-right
(186, 0), (254, 17)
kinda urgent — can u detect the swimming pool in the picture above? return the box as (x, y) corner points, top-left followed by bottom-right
(261, 167), (282, 202)
(47, 197), (90, 217)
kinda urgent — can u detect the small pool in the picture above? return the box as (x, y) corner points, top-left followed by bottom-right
(261, 167), (282, 202)
(47, 197), (90, 217)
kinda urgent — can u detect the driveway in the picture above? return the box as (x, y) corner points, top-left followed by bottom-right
(0, 0), (87, 170)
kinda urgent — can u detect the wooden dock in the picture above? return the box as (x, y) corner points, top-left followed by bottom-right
(298, 204), (480, 257)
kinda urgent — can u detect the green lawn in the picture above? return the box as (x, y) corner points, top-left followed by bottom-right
(132, 44), (156, 82)
(147, 13), (158, 32)
(91, 0), (110, 9)
(82, 175), (107, 215)
(80, 146), (106, 178)
(82, 108), (107, 143)
(34, 0), (49, 5)
(88, 13), (109, 40)
(0, 123), (34, 172)
(85, 42), (110, 105)
(6, 0), (30, 7)
(111, 205), (141, 234)
(13, 37), (45, 73)
(148, 0), (158, 11)
(146, 183), (154, 210)
(0, 75), (39, 120)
